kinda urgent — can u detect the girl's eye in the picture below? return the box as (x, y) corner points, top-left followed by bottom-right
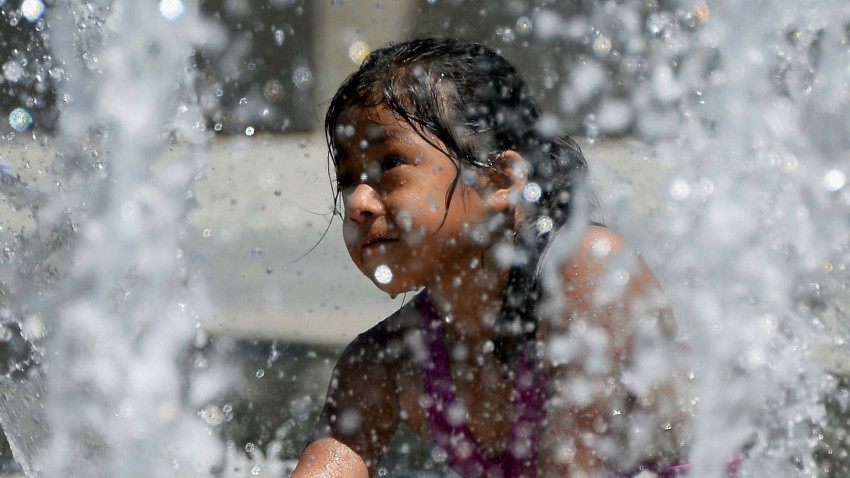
(381, 155), (405, 171)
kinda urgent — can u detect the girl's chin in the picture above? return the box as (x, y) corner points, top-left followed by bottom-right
(360, 261), (427, 295)
(362, 268), (421, 297)
(371, 278), (420, 298)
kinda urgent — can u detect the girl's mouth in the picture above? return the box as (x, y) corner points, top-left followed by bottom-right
(362, 237), (398, 253)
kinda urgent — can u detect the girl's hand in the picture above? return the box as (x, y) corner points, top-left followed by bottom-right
(293, 325), (401, 477)
(290, 437), (368, 478)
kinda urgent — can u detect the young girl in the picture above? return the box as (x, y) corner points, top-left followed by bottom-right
(291, 37), (689, 477)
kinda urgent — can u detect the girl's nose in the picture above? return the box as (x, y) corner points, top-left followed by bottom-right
(345, 183), (385, 223)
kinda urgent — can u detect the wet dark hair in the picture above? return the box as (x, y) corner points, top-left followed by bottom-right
(325, 37), (589, 363)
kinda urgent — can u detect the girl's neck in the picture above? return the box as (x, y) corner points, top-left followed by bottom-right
(425, 249), (509, 347)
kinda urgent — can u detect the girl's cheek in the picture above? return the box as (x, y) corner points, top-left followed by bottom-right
(427, 194), (441, 212)
(405, 225), (428, 246)
(342, 224), (360, 249)
(396, 209), (414, 232)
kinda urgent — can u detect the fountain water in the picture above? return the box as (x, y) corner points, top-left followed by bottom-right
(566, 1), (850, 475)
(0, 0), (847, 477)
(1, 0), (227, 476)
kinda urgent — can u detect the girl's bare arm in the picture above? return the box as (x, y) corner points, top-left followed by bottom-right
(291, 331), (401, 478)
(538, 226), (684, 475)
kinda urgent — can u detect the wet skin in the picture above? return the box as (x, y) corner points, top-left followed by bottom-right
(291, 106), (687, 478)
(335, 105), (504, 299)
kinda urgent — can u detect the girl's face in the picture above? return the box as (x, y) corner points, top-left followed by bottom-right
(335, 105), (495, 295)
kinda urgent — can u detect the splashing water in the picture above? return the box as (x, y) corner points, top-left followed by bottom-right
(560, 1), (850, 475)
(1, 0), (225, 476)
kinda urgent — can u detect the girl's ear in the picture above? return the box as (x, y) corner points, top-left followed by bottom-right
(480, 150), (528, 214)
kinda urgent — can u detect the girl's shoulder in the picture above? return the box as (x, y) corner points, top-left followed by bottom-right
(540, 224), (666, 338)
(337, 292), (425, 368)
(547, 224), (642, 298)
(329, 293), (431, 435)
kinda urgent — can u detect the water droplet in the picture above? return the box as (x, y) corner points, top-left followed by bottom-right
(251, 465), (261, 475)
(200, 405), (224, 426)
(613, 268), (630, 286)
(396, 210), (413, 232)
(447, 403), (467, 426)
(378, 467), (388, 476)
(516, 16), (533, 36)
(239, 97), (248, 105)
(214, 123), (222, 131)
(338, 409), (361, 434)
(159, 0), (184, 20)
(2, 61), (24, 82)
(9, 108), (32, 132)
(292, 66), (314, 91)
(348, 41), (370, 65)
(692, 3), (710, 22)
(374, 265), (393, 284)
(535, 215), (553, 234)
(592, 34), (612, 57)
(779, 154), (798, 173)
(202, 228), (212, 238)
(245, 126), (255, 136)
(274, 29), (285, 46)
(263, 80), (283, 101)
(590, 237), (612, 258)
(21, 0), (45, 22)
(669, 178), (690, 200)
(431, 446), (448, 462)
(256, 369), (265, 378)
(523, 182), (542, 202)
(245, 442), (255, 453)
(496, 27), (516, 44)
(823, 169), (846, 192)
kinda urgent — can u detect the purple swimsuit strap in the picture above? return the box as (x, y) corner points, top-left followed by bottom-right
(420, 291), (547, 478)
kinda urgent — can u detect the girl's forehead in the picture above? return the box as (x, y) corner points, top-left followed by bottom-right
(336, 105), (417, 150)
